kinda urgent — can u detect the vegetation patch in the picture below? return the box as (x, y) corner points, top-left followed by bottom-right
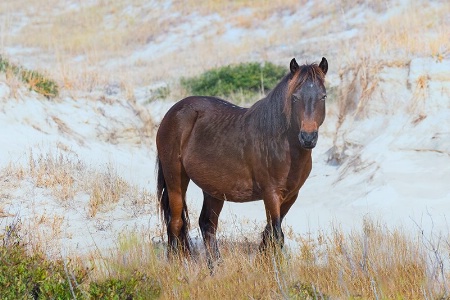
(1, 218), (449, 299)
(88, 275), (161, 300)
(89, 221), (450, 299)
(0, 221), (87, 299)
(0, 55), (58, 98)
(181, 62), (288, 103)
(0, 221), (161, 299)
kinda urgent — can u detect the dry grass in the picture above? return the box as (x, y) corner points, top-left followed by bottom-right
(359, 3), (449, 59)
(88, 219), (450, 299)
(88, 164), (129, 217)
(0, 149), (157, 258)
(1, 150), (154, 217)
(1, 0), (447, 94)
(295, 221), (430, 298)
(29, 150), (83, 201)
(174, 0), (301, 19)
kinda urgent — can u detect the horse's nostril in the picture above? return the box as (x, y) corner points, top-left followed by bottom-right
(300, 131), (306, 140)
(300, 131), (318, 143)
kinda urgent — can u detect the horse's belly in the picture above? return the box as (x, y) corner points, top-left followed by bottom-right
(184, 158), (259, 202)
(192, 173), (259, 202)
(204, 186), (258, 202)
(201, 187), (258, 202)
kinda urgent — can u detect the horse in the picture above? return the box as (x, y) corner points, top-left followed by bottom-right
(156, 57), (328, 267)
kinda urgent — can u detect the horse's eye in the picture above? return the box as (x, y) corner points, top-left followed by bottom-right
(321, 95), (327, 101)
(293, 95), (300, 102)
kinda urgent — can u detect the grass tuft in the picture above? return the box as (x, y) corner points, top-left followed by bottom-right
(88, 164), (129, 217)
(0, 55), (58, 98)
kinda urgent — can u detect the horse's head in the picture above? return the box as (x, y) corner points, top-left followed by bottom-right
(287, 57), (328, 149)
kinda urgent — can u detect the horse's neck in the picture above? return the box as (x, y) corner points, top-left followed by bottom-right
(246, 82), (290, 135)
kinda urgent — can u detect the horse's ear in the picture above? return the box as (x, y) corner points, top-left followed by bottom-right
(319, 57), (328, 75)
(290, 58), (299, 75)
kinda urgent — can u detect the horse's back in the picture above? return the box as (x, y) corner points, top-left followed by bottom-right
(157, 96), (246, 145)
(167, 96), (245, 116)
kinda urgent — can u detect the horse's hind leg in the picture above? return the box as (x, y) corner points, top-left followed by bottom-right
(164, 165), (191, 258)
(157, 101), (199, 259)
(199, 192), (224, 270)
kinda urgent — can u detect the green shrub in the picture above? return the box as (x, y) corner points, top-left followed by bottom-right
(0, 222), (161, 299)
(0, 55), (58, 98)
(0, 237), (88, 299)
(146, 85), (171, 103)
(181, 62), (288, 103)
(88, 274), (161, 300)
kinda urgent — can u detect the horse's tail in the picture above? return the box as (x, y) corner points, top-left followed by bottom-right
(156, 155), (191, 251)
(156, 155), (170, 231)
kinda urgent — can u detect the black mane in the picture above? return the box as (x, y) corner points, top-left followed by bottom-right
(245, 63), (325, 138)
(245, 73), (291, 138)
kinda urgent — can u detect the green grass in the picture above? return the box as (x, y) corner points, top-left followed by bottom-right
(0, 55), (58, 98)
(181, 61), (288, 103)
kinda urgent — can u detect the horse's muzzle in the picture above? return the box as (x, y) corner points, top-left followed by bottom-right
(299, 131), (318, 149)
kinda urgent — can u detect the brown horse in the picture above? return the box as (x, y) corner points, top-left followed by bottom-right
(156, 57), (328, 266)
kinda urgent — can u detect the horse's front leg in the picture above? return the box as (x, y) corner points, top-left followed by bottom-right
(199, 192), (224, 271)
(260, 191), (284, 251)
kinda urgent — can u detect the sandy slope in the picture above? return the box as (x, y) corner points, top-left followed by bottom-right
(0, 85), (160, 255)
(0, 1), (449, 256)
